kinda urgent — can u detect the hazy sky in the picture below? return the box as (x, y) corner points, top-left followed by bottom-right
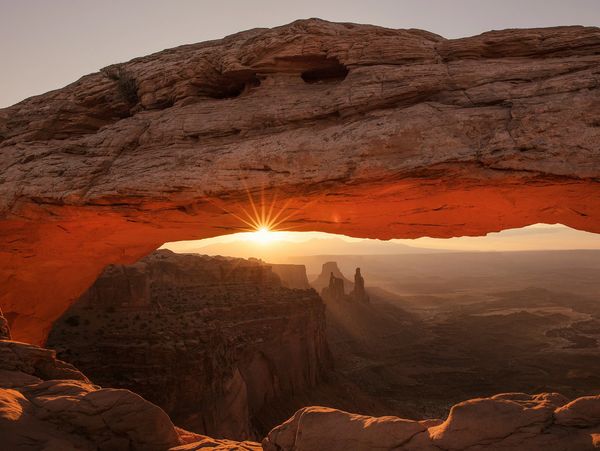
(161, 224), (600, 262)
(2, 0), (600, 107)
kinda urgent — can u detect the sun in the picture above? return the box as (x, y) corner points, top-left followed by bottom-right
(253, 226), (275, 244)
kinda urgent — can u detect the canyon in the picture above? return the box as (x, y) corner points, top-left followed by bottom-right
(47, 250), (331, 440)
(1, 17), (600, 451)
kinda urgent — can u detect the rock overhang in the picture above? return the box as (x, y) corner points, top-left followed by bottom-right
(0, 18), (599, 343)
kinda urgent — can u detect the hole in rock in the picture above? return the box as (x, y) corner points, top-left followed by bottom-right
(299, 56), (349, 83)
(42, 223), (600, 441)
(204, 70), (262, 99)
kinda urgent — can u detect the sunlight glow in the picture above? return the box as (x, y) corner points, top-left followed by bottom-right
(253, 226), (276, 244)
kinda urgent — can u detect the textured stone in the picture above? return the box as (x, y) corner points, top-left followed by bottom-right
(47, 250), (332, 440)
(262, 406), (425, 451)
(555, 395), (600, 427)
(0, 20), (599, 345)
(0, 308), (10, 340)
(266, 393), (600, 450)
(0, 340), (182, 451)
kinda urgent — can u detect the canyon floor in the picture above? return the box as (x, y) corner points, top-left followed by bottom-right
(302, 251), (600, 421)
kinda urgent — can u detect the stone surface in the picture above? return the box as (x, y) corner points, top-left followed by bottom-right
(0, 308), (10, 340)
(47, 250), (332, 440)
(265, 393), (600, 450)
(0, 20), (599, 343)
(312, 262), (353, 293)
(269, 264), (310, 289)
(0, 339), (184, 451)
(1, 339), (599, 450)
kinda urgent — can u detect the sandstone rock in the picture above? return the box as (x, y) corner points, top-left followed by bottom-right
(428, 396), (554, 449)
(269, 263), (310, 289)
(312, 262), (353, 293)
(0, 340), (182, 451)
(47, 250), (332, 440)
(0, 308), (10, 340)
(169, 437), (261, 451)
(349, 268), (369, 303)
(262, 406), (425, 451)
(1, 20), (599, 344)
(266, 393), (600, 451)
(555, 395), (600, 427)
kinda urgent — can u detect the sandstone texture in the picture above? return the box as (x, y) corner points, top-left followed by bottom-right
(0, 308), (10, 339)
(264, 393), (600, 450)
(0, 19), (599, 343)
(0, 338), (599, 450)
(0, 339), (182, 450)
(47, 250), (332, 440)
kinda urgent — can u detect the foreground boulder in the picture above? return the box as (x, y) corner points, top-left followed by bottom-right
(264, 393), (600, 450)
(0, 340), (181, 450)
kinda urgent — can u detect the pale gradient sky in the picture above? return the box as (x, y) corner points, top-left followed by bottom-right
(1, 0), (600, 107)
(161, 224), (600, 262)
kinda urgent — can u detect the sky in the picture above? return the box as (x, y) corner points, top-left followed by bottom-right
(161, 224), (600, 262)
(2, 0), (600, 107)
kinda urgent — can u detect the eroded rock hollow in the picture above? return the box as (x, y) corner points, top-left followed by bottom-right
(1, 19), (599, 344)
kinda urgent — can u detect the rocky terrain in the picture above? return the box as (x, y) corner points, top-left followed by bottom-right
(297, 253), (600, 422)
(1, 20), (599, 344)
(47, 250), (331, 440)
(0, 326), (262, 450)
(1, 327), (598, 450)
(1, 17), (600, 450)
(263, 395), (600, 451)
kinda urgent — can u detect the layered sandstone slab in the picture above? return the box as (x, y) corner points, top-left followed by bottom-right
(264, 393), (600, 450)
(1, 19), (599, 343)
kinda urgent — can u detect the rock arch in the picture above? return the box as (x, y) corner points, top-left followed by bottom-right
(1, 19), (599, 344)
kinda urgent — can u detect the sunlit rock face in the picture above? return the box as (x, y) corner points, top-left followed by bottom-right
(0, 340), (185, 451)
(47, 250), (332, 440)
(264, 394), (600, 451)
(1, 19), (600, 343)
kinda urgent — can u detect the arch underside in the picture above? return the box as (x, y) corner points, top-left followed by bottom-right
(0, 19), (599, 343)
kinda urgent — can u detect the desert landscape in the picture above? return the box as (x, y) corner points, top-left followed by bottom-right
(1, 2), (600, 450)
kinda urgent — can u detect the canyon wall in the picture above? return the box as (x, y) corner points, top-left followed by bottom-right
(269, 264), (310, 289)
(47, 250), (332, 440)
(0, 19), (599, 343)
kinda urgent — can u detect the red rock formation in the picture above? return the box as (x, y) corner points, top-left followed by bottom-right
(0, 338), (262, 451)
(312, 262), (353, 293)
(0, 20), (599, 344)
(269, 264), (310, 289)
(47, 250), (332, 440)
(0, 340), (179, 450)
(264, 393), (600, 450)
(0, 308), (10, 340)
(349, 268), (369, 304)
